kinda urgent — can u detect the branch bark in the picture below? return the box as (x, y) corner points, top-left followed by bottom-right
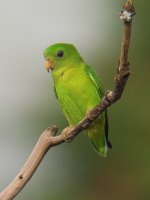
(0, 1), (135, 200)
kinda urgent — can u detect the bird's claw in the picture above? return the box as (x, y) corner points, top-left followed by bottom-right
(61, 125), (74, 142)
(86, 110), (97, 121)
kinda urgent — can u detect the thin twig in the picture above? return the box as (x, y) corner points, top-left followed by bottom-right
(0, 1), (135, 200)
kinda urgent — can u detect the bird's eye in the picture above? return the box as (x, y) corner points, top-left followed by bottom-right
(57, 50), (64, 58)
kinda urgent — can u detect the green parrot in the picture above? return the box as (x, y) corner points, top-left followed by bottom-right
(44, 43), (112, 157)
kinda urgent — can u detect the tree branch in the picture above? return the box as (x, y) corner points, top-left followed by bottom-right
(0, 1), (135, 200)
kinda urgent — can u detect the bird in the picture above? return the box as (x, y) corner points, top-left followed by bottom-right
(44, 43), (112, 157)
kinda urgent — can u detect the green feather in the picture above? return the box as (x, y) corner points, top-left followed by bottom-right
(44, 43), (112, 157)
(85, 65), (103, 97)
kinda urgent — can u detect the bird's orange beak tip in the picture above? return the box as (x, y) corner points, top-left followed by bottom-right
(45, 59), (54, 71)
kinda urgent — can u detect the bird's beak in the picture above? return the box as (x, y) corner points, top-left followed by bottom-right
(45, 59), (54, 72)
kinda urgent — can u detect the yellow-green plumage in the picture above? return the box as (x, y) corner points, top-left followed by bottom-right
(44, 43), (111, 157)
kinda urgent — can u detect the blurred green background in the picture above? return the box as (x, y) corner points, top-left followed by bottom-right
(0, 0), (149, 200)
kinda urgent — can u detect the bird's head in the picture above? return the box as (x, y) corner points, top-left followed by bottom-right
(44, 43), (83, 72)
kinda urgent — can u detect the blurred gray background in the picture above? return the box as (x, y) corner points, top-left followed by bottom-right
(0, 0), (150, 200)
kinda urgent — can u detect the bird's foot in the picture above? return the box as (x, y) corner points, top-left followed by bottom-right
(86, 110), (97, 121)
(86, 107), (102, 122)
(61, 125), (74, 142)
(86, 111), (92, 121)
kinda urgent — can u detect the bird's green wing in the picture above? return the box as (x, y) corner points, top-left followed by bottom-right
(85, 65), (103, 98)
(85, 65), (112, 150)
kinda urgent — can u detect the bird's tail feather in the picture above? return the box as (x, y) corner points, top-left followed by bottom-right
(87, 115), (109, 157)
